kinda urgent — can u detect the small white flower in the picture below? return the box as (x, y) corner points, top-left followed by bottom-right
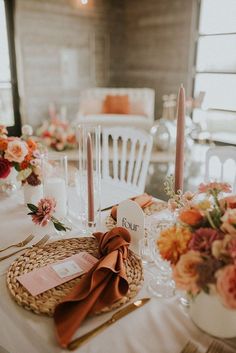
(22, 124), (33, 136)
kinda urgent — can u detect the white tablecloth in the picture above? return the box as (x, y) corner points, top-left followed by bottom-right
(0, 190), (235, 353)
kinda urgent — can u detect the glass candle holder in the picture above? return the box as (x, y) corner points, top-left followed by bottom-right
(75, 124), (101, 233)
(42, 153), (68, 220)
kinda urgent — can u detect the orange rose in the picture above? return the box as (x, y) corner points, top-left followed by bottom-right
(179, 208), (203, 226)
(0, 139), (8, 151)
(24, 153), (33, 162)
(173, 251), (202, 294)
(27, 138), (37, 151)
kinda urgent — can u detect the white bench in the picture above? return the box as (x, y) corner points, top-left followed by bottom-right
(76, 87), (155, 131)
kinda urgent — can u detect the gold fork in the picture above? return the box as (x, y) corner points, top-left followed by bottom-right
(206, 340), (223, 353)
(0, 234), (34, 253)
(0, 234), (50, 261)
(180, 341), (198, 353)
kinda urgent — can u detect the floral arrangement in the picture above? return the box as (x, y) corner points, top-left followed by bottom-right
(0, 124), (45, 187)
(36, 118), (77, 151)
(158, 181), (236, 309)
(27, 197), (71, 232)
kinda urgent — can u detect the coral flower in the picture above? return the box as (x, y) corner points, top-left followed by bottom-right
(157, 226), (192, 265)
(31, 197), (56, 226)
(198, 182), (231, 194)
(27, 138), (37, 151)
(219, 195), (236, 210)
(0, 138), (8, 151)
(20, 160), (29, 170)
(216, 265), (236, 309)
(221, 209), (236, 236)
(179, 208), (203, 226)
(173, 251), (202, 294)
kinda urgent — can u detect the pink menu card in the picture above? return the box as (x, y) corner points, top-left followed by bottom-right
(17, 252), (98, 296)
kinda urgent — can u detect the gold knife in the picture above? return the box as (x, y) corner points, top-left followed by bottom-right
(67, 297), (151, 351)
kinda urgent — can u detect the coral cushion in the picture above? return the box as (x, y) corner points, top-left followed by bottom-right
(102, 95), (130, 114)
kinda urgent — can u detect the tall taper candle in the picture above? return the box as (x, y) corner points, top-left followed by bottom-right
(175, 84), (186, 193)
(87, 133), (94, 224)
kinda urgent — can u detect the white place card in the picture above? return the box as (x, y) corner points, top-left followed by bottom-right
(117, 199), (145, 253)
(51, 261), (83, 279)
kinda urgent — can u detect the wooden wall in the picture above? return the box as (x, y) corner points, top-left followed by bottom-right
(14, 0), (198, 126)
(15, 0), (111, 127)
(109, 0), (199, 119)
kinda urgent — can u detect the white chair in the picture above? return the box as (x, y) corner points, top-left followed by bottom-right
(100, 127), (153, 208)
(205, 146), (236, 192)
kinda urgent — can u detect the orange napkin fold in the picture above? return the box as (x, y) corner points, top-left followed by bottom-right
(54, 227), (131, 348)
(111, 193), (153, 221)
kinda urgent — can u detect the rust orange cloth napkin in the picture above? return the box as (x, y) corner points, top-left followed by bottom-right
(54, 227), (131, 348)
(111, 193), (153, 221)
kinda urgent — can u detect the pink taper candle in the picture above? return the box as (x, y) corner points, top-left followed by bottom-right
(174, 84), (186, 193)
(87, 133), (94, 224)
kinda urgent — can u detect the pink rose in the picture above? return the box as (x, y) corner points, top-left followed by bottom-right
(173, 251), (202, 295)
(5, 140), (28, 163)
(221, 209), (236, 236)
(219, 195), (236, 210)
(216, 265), (236, 309)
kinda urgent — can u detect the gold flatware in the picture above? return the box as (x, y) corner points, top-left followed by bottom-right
(67, 297), (151, 351)
(0, 234), (50, 261)
(0, 234), (34, 253)
(206, 340), (223, 353)
(180, 341), (198, 353)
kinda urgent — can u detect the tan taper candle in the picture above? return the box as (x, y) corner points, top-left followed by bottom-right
(87, 133), (94, 223)
(174, 84), (186, 193)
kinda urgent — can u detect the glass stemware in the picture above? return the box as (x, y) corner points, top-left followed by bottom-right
(144, 212), (176, 298)
(147, 244), (175, 298)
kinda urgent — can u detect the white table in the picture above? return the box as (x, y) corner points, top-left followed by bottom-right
(0, 190), (235, 353)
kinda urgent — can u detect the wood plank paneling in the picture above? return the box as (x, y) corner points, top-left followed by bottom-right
(15, 0), (197, 126)
(15, 0), (111, 127)
(109, 0), (198, 119)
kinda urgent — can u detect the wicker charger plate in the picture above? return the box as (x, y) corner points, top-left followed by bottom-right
(105, 200), (168, 230)
(6, 237), (143, 317)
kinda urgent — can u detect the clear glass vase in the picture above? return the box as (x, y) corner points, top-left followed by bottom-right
(0, 168), (20, 195)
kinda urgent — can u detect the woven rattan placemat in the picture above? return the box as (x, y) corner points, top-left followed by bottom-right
(6, 237), (143, 317)
(105, 200), (168, 230)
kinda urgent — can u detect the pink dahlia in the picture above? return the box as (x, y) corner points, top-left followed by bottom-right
(0, 157), (11, 179)
(32, 197), (56, 226)
(216, 265), (236, 309)
(189, 228), (223, 254)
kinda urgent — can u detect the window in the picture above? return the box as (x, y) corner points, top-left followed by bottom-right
(0, 0), (21, 135)
(193, 0), (236, 144)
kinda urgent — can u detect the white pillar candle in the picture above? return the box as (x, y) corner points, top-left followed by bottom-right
(44, 177), (67, 219)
